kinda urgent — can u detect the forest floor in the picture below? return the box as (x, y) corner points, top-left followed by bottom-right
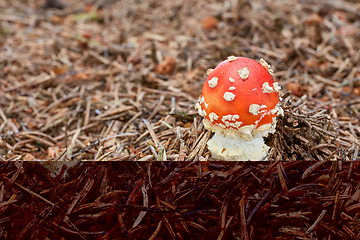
(0, 0), (360, 239)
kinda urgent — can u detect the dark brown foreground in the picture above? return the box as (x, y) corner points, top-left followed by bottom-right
(1, 161), (359, 239)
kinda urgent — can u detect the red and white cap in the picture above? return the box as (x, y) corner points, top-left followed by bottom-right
(197, 56), (282, 140)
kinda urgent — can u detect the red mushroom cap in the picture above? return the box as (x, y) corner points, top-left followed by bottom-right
(197, 56), (281, 139)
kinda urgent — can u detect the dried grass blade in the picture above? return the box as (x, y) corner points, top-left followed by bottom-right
(66, 125), (81, 160)
(247, 191), (270, 224)
(24, 134), (55, 147)
(302, 161), (325, 180)
(132, 183), (149, 228)
(14, 182), (54, 207)
(306, 210), (327, 234)
(239, 195), (249, 240)
(147, 95), (165, 121)
(142, 119), (160, 147)
(0, 199), (17, 209)
(66, 179), (94, 215)
(332, 191), (340, 221)
(277, 162), (289, 197)
(148, 221), (162, 240)
(162, 216), (176, 240)
(188, 131), (210, 160)
(121, 112), (142, 133)
(3, 73), (52, 92)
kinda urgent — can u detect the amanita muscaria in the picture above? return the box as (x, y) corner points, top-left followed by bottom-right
(196, 56), (283, 160)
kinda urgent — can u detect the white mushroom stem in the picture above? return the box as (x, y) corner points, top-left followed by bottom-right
(207, 133), (270, 161)
(203, 114), (282, 161)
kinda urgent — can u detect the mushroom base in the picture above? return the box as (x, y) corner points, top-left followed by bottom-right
(207, 134), (270, 161)
(36, 160), (79, 177)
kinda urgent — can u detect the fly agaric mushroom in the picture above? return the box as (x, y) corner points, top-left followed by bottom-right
(196, 56), (283, 161)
